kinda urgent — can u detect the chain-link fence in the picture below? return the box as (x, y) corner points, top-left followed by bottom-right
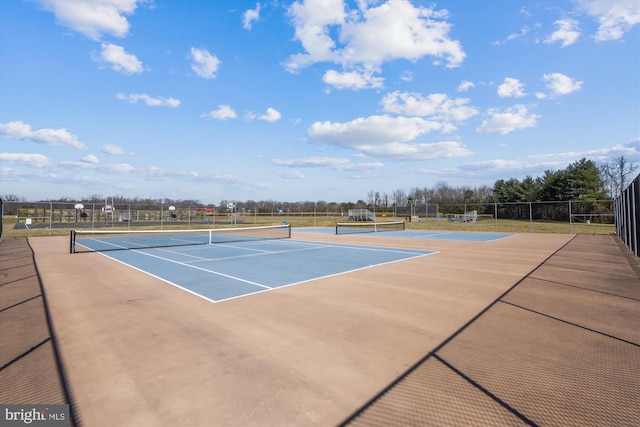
(1, 199), (615, 235)
(379, 200), (614, 233)
(2, 201), (214, 230)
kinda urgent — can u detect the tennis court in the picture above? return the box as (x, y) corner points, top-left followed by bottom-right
(73, 230), (435, 302)
(7, 228), (638, 427)
(298, 226), (515, 242)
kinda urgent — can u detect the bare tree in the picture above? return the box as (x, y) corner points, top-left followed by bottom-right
(391, 189), (407, 207)
(382, 192), (389, 208)
(1, 194), (23, 202)
(601, 156), (638, 196)
(367, 190), (375, 207)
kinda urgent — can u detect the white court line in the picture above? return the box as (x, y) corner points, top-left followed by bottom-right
(279, 239), (433, 256)
(94, 239), (438, 304)
(155, 239), (425, 264)
(334, 245), (431, 256)
(488, 233), (518, 242)
(84, 238), (132, 250)
(184, 246), (326, 264)
(146, 239), (327, 263)
(409, 232), (454, 238)
(95, 252), (221, 304)
(103, 247), (273, 290)
(81, 237), (206, 252)
(406, 231), (517, 242)
(144, 247), (215, 261)
(215, 251), (439, 303)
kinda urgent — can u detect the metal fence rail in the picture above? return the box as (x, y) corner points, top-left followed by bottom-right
(614, 174), (640, 257)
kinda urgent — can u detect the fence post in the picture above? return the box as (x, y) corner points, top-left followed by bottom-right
(632, 180), (638, 257)
(626, 186), (632, 251)
(569, 200), (572, 233)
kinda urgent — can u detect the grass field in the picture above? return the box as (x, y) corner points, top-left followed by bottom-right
(404, 218), (614, 234)
(1, 214), (615, 239)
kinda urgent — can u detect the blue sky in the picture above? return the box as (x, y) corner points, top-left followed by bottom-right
(1, 0), (638, 204)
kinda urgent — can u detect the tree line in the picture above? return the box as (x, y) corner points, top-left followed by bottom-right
(367, 156), (635, 210)
(1, 156), (636, 213)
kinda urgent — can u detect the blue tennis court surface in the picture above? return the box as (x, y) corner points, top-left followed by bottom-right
(93, 239), (436, 303)
(295, 228), (515, 242)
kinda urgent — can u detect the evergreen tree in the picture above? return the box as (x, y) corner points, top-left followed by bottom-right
(565, 158), (608, 200)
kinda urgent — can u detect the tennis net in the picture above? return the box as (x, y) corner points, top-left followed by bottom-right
(70, 224), (292, 253)
(335, 221), (405, 235)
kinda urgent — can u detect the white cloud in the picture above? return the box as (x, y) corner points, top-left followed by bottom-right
(257, 108), (282, 122)
(70, 175), (106, 185)
(246, 108), (281, 122)
(272, 157), (348, 168)
(476, 105), (540, 135)
(34, 0), (140, 40)
(310, 115), (441, 145)
(596, 142), (640, 160)
(102, 144), (135, 155)
(497, 78), (526, 98)
(286, 0), (465, 90)
(381, 91), (478, 122)
(59, 156), (104, 169)
(400, 71), (413, 82)
(577, 0), (640, 41)
(0, 166), (61, 182)
(308, 115), (473, 160)
(59, 159), (137, 173)
(339, 1), (465, 66)
(455, 158), (570, 180)
(341, 162), (385, 171)
(0, 121), (86, 149)
(459, 159), (531, 172)
(189, 47), (221, 79)
(205, 105), (237, 120)
(542, 72), (583, 95)
(492, 25), (532, 45)
(272, 156), (383, 171)
(59, 155), (144, 174)
(0, 152), (53, 168)
(58, 158), (212, 181)
(116, 93), (181, 107)
(352, 140), (472, 160)
(137, 166), (167, 178)
(93, 43), (144, 74)
(457, 140), (640, 180)
(277, 170), (305, 179)
(545, 19), (581, 47)
(323, 69), (384, 90)
(285, 0), (345, 71)
(243, 3), (261, 30)
(528, 139), (640, 162)
(457, 80), (475, 92)
(81, 154), (100, 164)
